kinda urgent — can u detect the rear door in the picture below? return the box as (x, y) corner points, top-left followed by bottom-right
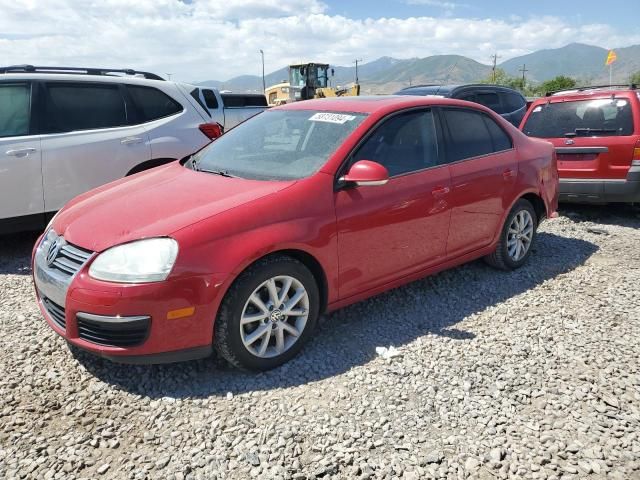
(0, 81), (44, 221)
(40, 81), (151, 211)
(440, 107), (517, 256)
(522, 96), (636, 182)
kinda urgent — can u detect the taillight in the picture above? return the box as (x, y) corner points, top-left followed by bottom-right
(199, 122), (223, 140)
(633, 140), (640, 166)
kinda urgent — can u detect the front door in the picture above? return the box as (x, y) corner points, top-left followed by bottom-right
(0, 81), (44, 222)
(334, 109), (452, 299)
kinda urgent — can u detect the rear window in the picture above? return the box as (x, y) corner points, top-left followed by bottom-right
(127, 85), (183, 122)
(43, 83), (127, 133)
(523, 98), (634, 138)
(221, 94), (268, 108)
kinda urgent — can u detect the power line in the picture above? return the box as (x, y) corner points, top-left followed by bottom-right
(490, 53), (501, 83)
(353, 59), (363, 84)
(518, 64), (529, 88)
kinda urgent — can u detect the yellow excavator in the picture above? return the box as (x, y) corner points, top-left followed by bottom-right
(265, 63), (360, 105)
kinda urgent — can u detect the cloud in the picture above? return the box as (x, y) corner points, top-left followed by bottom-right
(0, 1), (638, 82)
(404, 0), (461, 10)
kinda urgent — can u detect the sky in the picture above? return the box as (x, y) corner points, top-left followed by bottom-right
(1, 0), (639, 82)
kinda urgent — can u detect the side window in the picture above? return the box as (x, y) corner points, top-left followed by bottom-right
(351, 110), (439, 177)
(202, 89), (219, 109)
(43, 83), (127, 133)
(504, 92), (526, 113)
(475, 92), (502, 113)
(482, 116), (513, 152)
(442, 108), (496, 162)
(0, 83), (30, 138)
(127, 85), (183, 122)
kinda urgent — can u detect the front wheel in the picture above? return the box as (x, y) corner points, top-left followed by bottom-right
(214, 255), (320, 370)
(485, 199), (538, 270)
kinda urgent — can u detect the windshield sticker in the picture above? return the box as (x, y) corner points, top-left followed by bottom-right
(309, 113), (357, 124)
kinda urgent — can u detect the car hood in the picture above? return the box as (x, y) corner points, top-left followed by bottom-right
(55, 162), (295, 252)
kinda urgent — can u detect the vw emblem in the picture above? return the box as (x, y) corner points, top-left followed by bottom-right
(565, 138), (575, 145)
(46, 237), (63, 267)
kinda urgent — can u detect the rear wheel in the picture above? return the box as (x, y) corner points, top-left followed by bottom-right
(214, 255), (320, 370)
(485, 199), (537, 270)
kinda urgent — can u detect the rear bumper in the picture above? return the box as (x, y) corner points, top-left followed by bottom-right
(559, 166), (640, 203)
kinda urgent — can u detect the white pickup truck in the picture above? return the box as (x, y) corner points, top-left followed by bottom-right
(189, 87), (268, 131)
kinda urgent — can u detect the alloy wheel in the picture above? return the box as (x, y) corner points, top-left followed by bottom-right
(240, 275), (309, 358)
(507, 209), (534, 262)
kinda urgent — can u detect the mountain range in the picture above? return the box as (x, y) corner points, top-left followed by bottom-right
(196, 43), (640, 94)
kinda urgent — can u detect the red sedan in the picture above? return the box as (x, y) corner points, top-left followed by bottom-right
(33, 96), (558, 370)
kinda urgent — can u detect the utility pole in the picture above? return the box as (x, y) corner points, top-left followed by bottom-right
(259, 50), (265, 93)
(518, 64), (529, 89)
(165, 73), (172, 80)
(353, 58), (363, 84)
(490, 53), (501, 83)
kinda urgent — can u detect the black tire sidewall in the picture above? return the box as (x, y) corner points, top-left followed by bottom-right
(498, 200), (538, 270)
(217, 258), (320, 371)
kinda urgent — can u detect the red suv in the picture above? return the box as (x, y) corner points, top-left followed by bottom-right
(521, 85), (640, 203)
(33, 97), (558, 370)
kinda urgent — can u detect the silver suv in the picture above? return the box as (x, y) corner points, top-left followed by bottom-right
(0, 66), (222, 234)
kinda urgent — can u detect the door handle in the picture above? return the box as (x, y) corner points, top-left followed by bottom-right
(431, 186), (450, 198)
(6, 147), (37, 157)
(121, 136), (143, 145)
(503, 169), (515, 179)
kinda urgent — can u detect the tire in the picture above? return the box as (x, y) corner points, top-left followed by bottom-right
(485, 199), (538, 271)
(214, 255), (320, 371)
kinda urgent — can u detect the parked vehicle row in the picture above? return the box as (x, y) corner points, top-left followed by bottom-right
(0, 65), (265, 233)
(33, 96), (558, 370)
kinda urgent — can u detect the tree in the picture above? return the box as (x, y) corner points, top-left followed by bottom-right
(536, 76), (577, 95)
(631, 71), (640, 86)
(479, 68), (523, 90)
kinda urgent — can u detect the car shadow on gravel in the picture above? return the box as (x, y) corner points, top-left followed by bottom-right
(559, 202), (640, 230)
(0, 231), (39, 275)
(73, 230), (598, 399)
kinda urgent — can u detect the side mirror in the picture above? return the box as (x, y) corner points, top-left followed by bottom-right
(331, 68), (335, 77)
(341, 160), (389, 187)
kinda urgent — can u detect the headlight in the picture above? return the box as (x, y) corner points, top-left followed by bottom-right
(89, 238), (178, 283)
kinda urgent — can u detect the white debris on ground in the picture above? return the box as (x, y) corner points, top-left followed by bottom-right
(0, 204), (639, 479)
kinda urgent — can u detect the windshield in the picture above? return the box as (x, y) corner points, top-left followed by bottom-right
(523, 98), (634, 138)
(189, 110), (367, 180)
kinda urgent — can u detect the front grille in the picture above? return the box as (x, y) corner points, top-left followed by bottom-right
(42, 296), (66, 330)
(77, 314), (150, 347)
(50, 243), (93, 277)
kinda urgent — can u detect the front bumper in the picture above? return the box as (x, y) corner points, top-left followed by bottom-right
(33, 233), (225, 364)
(559, 166), (640, 203)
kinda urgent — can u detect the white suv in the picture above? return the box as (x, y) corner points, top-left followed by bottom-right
(0, 66), (222, 234)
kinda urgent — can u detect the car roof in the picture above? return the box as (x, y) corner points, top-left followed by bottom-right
(0, 72), (168, 86)
(531, 87), (639, 105)
(395, 84), (523, 97)
(275, 95), (489, 114)
(396, 85), (459, 96)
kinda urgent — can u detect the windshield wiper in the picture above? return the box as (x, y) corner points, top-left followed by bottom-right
(571, 127), (618, 136)
(198, 168), (236, 178)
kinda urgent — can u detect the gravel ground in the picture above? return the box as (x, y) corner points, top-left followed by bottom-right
(1, 204), (639, 480)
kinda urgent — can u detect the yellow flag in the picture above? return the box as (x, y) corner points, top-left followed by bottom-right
(605, 50), (617, 66)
